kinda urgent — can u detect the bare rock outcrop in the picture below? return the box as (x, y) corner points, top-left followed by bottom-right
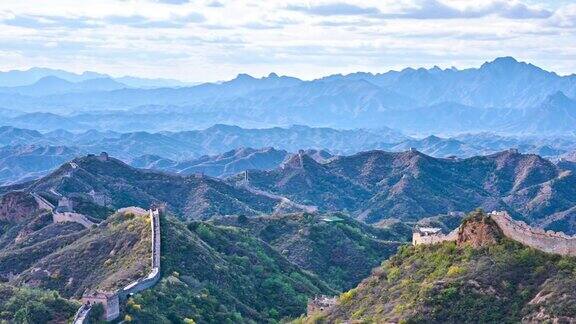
(0, 191), (39, 223)
(457, 212), (503, 248)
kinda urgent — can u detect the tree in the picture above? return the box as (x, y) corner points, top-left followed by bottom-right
(238, 214), (248, 224)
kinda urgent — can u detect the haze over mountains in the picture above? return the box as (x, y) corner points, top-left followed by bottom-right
(1, 124), (575, 186)
(3, 57), (576, 323)
(0, 67), (193, 88)
(1, 57), (575, 135)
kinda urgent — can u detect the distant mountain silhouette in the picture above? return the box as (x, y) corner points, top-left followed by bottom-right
(0, 67), (191, 88)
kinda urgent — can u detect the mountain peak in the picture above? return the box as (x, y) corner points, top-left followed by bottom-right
(267, 72), (279, 78)
(544, 91), (573, 106)
(492, 56), (519, 64)
(33, 75), (72, 85)
(234, 73), (256, 81)
(480, 56), (522, 70)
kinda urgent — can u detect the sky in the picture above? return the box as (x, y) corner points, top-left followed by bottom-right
(0, 0), (574, 82)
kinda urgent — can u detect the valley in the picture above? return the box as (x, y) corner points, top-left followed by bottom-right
(1, 56), (576, 323)
(1, 146), (576, 322)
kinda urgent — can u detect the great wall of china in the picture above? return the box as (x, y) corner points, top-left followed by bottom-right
(32, 193), (96, 228)
(413, 211), (576, 257)
(73, 205), (162, 323)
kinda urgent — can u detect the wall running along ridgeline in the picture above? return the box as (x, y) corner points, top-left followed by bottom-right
(490, 211), (576, 256)
(73, 206), (162, 323)
(413, 211), (576, 257)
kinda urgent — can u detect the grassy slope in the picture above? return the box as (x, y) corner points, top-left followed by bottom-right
(126, 215), (334, 323)
(2, 210), (151, 298)
(319, 238), (576, 323)
(0, 283), (79, 323)
(212, 213), (411, 291)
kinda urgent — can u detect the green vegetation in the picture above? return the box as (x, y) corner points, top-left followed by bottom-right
(322, 212), (576, 323)
(125, 215), (333, 323)
(0, 283), (78, 323)
(213, 213), (410, 291)
(0, 210), (152, 298)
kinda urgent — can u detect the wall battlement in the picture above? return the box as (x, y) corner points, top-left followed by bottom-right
(53, 212), (95, 229)
(74, 205), (162, 323)
(490, 211), (576, 256)
(413, 211), (576, 257)
(412, 227), (459, 245)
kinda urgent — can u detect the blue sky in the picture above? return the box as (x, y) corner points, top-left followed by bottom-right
(0, 0), (574, 82)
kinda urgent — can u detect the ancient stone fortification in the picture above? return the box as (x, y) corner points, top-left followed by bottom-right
(412, 227), (459, 245)
(490, 211), (576, 256)
(80, 292), (119, 321)
(53, 212), (95, 228)
(119, 206), (162, 297)
(413, 211), (576, 257)
(73, 205), (162, 323)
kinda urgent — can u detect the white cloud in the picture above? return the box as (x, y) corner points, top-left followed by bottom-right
(0, 0), (572, 81)
(548, 4), (576, 27)
(378, 0), (552, 19)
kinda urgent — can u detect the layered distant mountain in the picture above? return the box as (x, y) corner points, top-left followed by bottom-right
(0, 58), (575, 134)
(231, 149), (576, 233)
(0, 76), (127, 96)
(323, 57), (576, 109)
(0, 125), (406, 158)
(0, 125), (575, 186)
(0, 145), (82, 185)
(0, 154), (311, 220)
(0, 67), (192, 88)
(131, 147), (300, 178)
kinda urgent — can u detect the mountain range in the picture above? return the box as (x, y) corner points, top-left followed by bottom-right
(230, 149), (576, 233)
(2, 148), (576, 234)
(1, 58), (575, 135)
(2, 149), (576, 321)
(0, 67), (192, 88)
(1, 124), (575, 186)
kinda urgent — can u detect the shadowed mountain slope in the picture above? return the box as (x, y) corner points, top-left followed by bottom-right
(233, 149), (576, 233)
(0, 153), (303, 220)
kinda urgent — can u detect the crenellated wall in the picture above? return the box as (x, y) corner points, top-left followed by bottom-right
(119, 208), (161, 298)
(413, 211), (576, 257)
(53, 212), (95, 228)
(490, 211), (576, 256)
(74, 206), (162, 323)
(412, 227), (459, 245)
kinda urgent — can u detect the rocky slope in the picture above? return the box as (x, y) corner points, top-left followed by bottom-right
(315, 211), (576, 323)
(235, 149), (576, 233)
(0, 208), (152, 298)
(0, 153), (301, 220)
(131, 147), (292, 178)
(0, 145), (82, 185)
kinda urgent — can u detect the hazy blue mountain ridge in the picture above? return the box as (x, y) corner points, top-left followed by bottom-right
(1, 58), (575, 134)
